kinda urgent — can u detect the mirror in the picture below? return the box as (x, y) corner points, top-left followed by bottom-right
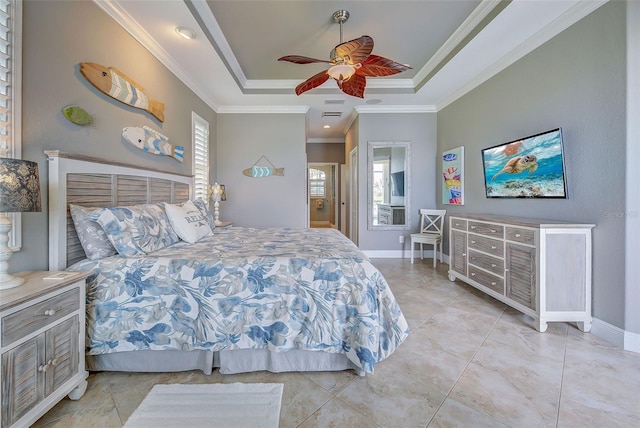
(368, 141), (411, 230)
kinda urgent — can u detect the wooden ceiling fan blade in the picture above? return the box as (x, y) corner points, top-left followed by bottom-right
(338, 74), (366, 98)
(278, 55), (331, 65)
(295, 70), (330, 95)
(357, 54), (412, 77)
(334, 35), (374, 64)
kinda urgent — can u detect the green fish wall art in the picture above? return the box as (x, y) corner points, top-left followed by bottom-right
(62, 105), (94, 126)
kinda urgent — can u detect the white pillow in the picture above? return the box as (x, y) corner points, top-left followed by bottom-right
(164, 200), (213, 243)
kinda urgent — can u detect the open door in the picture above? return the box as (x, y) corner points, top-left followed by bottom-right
(308, 163), (339, 229)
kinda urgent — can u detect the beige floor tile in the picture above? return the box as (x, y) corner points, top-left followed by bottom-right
(300, 369), (359, 394)
(297, 397), (382, 428)
(429, 397), (510, 428)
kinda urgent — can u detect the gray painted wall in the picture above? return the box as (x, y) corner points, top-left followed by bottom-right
(437, 2), (626, 329)
(216, 113), (307, 228)
(13, 1), (216, 272)
(353, 112), (438, 251)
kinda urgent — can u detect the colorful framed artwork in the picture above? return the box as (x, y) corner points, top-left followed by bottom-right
(442, 146), (464, 205)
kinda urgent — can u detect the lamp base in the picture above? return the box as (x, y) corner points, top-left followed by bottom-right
(0, 274), (25, 290)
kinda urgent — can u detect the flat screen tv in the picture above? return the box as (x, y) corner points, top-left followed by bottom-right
(390, 171), (404, 196)
(481, 128), (568, 198)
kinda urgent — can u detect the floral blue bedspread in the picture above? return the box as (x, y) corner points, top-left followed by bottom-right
(70, 227), (409, 373)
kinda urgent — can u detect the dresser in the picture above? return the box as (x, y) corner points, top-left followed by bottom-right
(448, 214), (594, 332)
(377, 204), (405, 225)
(1, 271), (90, 428)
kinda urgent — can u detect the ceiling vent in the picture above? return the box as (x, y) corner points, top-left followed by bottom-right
(324, 99), (346, 105)
(322, 111), (342, 118)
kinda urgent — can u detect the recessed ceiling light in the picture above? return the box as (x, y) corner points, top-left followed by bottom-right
(323, 125), (331, 129)
(175, 27), (196, 40)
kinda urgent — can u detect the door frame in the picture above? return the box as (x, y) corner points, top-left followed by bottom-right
(307, 162), (339, 228)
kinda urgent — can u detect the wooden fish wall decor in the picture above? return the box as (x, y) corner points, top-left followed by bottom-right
(243, 155), (284, 177)
(80, 62), (165, 122)
(122, 126), (184, 163)
(61, 105), (94, 126)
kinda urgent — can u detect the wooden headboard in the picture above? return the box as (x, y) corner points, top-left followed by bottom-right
(46, 151), (193, 270)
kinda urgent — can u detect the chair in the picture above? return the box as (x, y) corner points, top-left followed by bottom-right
(410, 209), (446, 267)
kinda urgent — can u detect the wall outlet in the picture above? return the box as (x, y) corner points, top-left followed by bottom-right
(399, 235), (405, 244)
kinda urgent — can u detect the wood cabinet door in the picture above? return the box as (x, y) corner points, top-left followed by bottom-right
(450, 229), (467, 276)
(45, 317), (79, 397)
(505, 243), (537, 310)
(1, 335), (46, 426)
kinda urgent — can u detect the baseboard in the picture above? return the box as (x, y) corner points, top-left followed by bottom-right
(364, 250), (406, 258)
(624, 330), (640, 353)
(581, 318), (640, 353)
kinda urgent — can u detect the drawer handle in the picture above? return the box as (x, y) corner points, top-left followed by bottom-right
(50, 358), (59, 367)
(462, 253), (466, 257)
(44, 309), (56, 316)
(470, 226), (476, 229)
(491, 281), (497, 286)
(515, 233), (521, 238)
(38, 364), (50, 373)
(455, 223), (460, 226)
(491, 264), (496, 268)
(490, 229), (496, 233)
(471, 240), (476, 244)
(471, 273), (476, 277)
(491, 245), (497, 249)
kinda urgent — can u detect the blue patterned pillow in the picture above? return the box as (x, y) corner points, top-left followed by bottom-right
(69, 204), (118, 260)
(191, 199), (216, 230)
(92, 204), (180, 257)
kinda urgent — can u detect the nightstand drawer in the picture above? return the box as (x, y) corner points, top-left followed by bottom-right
(1, 288), (80, 346)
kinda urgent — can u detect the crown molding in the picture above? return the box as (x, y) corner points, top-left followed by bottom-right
(413, 0), (509, 90)
(434, 0), (609, 111)
(217, 106), (309, 114)
(95, 0), (220, 111)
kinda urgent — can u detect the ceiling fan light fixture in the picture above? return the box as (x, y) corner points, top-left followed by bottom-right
(327, 64), (356, 82)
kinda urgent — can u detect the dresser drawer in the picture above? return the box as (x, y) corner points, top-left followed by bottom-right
(505, 227), (536, 245)
(450, 218), (467, 231)
(378, 205), (391, 215)
(468, 221), (504, 239)
(468, 250), (504, 276)
(468, 265), (504, 294)
(1, 288), (80, 346)
(468, 235), (504, 257)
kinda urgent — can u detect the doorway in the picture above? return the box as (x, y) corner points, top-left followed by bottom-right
(308, 163), (338, 229)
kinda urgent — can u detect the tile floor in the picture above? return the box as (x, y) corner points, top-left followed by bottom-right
(34, 259), (640, 427)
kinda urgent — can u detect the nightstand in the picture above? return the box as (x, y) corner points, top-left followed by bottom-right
(216, 221), (233, 228)
(0, 271), (91, 427)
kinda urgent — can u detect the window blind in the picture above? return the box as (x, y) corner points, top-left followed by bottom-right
(192, 112), (209, 201)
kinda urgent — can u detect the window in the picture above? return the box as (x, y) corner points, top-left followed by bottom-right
(309, 168), (326, 198)
(0, 0), (22, 249)
(192, 112), (209, 201)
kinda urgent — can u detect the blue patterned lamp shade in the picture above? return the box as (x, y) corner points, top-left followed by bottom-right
(0, 158), (42, 213)
(0, 158), (42, 289)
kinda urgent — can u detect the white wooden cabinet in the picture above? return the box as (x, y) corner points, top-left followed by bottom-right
(448, 214), (594, 332)
(377, 204), (405, 225)
(1, 271), (90, 428)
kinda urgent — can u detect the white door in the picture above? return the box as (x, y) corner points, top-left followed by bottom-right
(349, 147), (358, 245)
(340, 164), (347, 235)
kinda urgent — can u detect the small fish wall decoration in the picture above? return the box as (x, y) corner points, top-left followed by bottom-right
(243, 155), (284, 177)
(61, 105), (94, 126)
(122, 126), (184, 163)
(80, 62), (165, 122)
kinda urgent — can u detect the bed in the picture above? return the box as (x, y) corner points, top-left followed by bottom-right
(46, 151), (409, 375)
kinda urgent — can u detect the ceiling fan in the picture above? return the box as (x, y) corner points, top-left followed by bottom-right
(278, 10), (411, 98)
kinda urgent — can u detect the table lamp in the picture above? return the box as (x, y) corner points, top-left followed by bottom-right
(210, 182), (226, 226)
(0, 158), (42, 289)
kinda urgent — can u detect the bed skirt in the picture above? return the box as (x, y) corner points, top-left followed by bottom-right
(86, 349), (364, 376)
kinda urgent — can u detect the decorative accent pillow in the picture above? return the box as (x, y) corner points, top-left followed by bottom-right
(92, 204), (180, 257)
(164, 200), (213, 243)
(191, 199), (216, 230)
(69, 204), (118, 260)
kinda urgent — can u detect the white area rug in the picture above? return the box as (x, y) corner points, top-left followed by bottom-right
(123, 383), (284, 428)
